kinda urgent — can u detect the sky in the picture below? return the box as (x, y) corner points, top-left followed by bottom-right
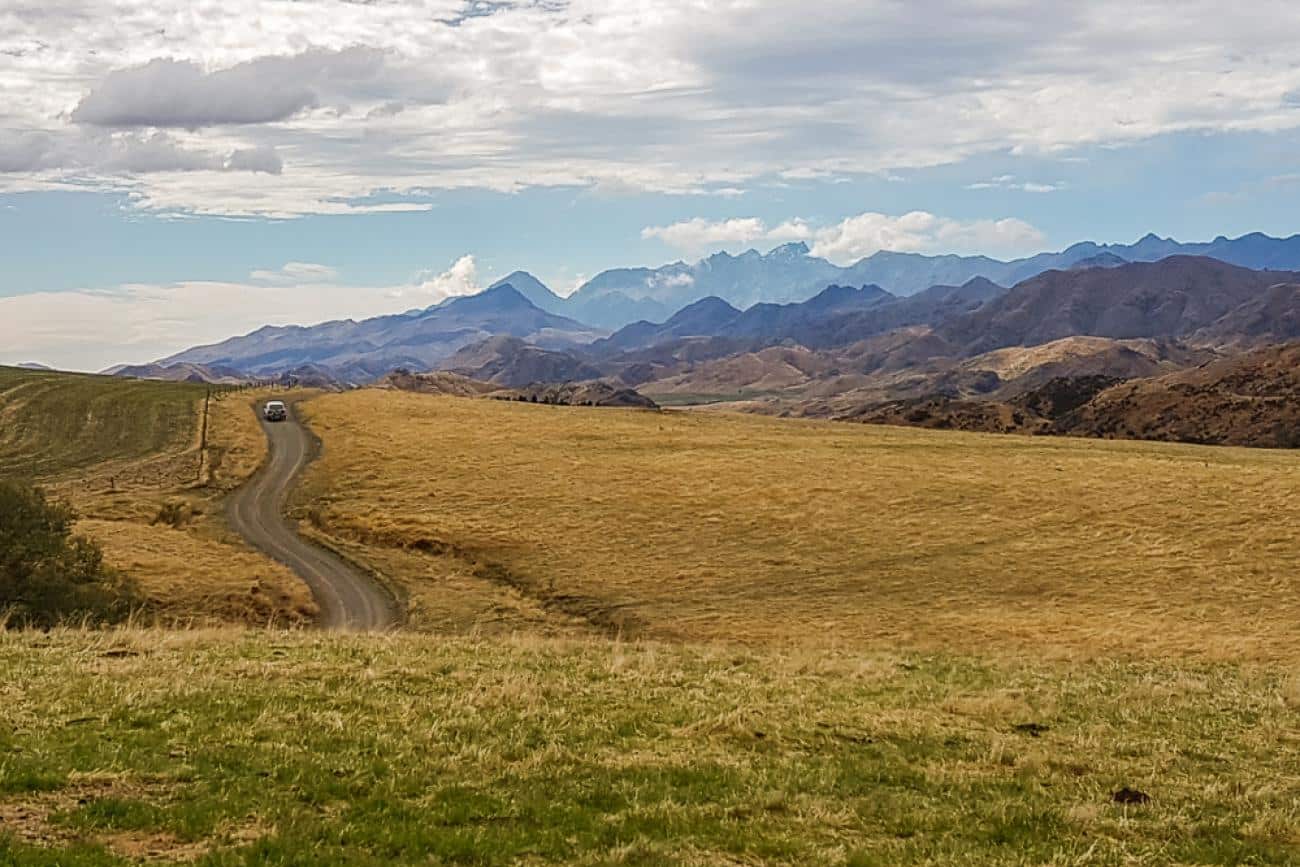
(4, 0), (1300, 371)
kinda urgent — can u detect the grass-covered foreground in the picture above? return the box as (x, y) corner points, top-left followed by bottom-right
(3, 629), (1299, 865)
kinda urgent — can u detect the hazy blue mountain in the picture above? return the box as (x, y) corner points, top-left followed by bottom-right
(719, 283), (895, 343)
(487, 271), (567, 314)
(592, 278), (1000, 356)
(568, 243), (846, 327)
(162, 284), (605, 382)
(562, 232), (1300, 329)
(1068, 252), (1129, 270)
(588, 296), (744, 356)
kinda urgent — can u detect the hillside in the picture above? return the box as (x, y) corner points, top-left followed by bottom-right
(108, 362), (249, 384)
(639, 345), (837, 399)
(380, 369), (501, 396)
(829, 341), (1300, 450)
(940, 257), (1299, 353)
(0, 366), (207, 479)
(296, 391), (1300, 656)
(622, 332), (1201, 413)
(439, 335), (603, 387)
(0, 366), (314, 625)
(1056, 343), (1300, 447)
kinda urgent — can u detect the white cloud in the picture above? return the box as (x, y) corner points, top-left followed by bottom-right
(641, 217), (768, 251)
(249, 262), (339, 284)
(810, 212), (1046, 263)
(3, 0), (1300, 215)
(642, 211), (1047, 263)
(0, 255), (481, 372)
(766, 219), (814, 242)
(648, 272), (695, 290)
(0, 129), (285, 177)
(965, 175), (1063, 193)
(407, 254), (481, 301)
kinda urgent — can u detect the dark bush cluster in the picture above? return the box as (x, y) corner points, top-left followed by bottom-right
(0, 479), (139, 628)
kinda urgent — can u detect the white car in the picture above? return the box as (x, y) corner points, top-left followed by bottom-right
(263, 400), (288, 422)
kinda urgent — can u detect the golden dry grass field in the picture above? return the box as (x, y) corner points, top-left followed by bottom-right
(0, 368), (314, 625)
(301, 390), (1300, 659)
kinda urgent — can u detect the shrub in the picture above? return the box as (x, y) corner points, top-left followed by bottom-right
(0, 480), (139, 628)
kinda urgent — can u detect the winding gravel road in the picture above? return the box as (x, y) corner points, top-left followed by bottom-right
(227, 400), (399, 631)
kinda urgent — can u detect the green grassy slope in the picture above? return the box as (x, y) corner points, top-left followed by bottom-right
(0, 367), (205, 480)
(2, 630), (1298, 866)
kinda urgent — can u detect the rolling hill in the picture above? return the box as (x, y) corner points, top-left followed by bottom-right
(0, 366), (316, 625)
(438, 335), (603, 387)
(1055, 342), (1300, 447)
(0, 366), (206, 479)
(108, 361), (249, 384)
(832, 340), (1300, 449)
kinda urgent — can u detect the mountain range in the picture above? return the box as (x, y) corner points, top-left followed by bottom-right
(117, 237), (1300, 449)
(125, 233), (1300, 425)
(488, 231), (1300, 329)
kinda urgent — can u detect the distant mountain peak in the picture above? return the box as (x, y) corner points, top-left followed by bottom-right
(665, 295), (742, 325)
(808, 283), (873, 303)
(486, 270), (565, 314)
(493, 270), (543, 287)
(768, 241), (811, 258)
(448, 283), (537, 312)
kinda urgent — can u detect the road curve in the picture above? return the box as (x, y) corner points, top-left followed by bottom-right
(227, 400), (399, 631)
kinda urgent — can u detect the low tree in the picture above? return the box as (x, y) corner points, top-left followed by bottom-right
(0, 480), (139, 628)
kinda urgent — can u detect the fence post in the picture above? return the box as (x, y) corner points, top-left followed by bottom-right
(196, 388), (211, 484)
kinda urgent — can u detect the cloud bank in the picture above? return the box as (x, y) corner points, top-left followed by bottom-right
(641, 211), (1047, 263)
